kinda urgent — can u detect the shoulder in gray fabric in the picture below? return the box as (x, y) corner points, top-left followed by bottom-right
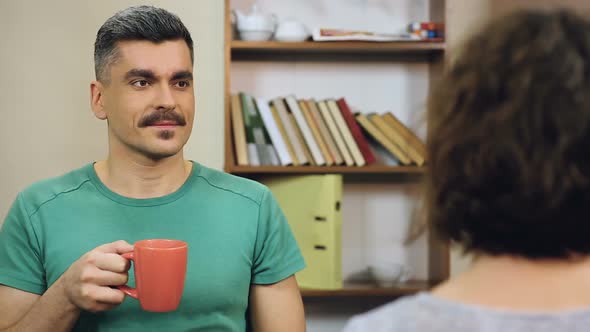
(342, 292), (590, 332)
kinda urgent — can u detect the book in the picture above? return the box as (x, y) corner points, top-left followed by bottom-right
(307, 99), (344, 165)
(246, 145), (260, 166)
(369, 113), (423, 166)
(382, 112), (427, 159)
(368, 139), (400, 166)
(230, 94), (249, 166)
(361, 126), (400, 166)
(318, 100), (354, 166)
(312, 28), (420, 42)
(239, 93), (260, 166)
(268, 146), (280, 165)
(299, 99), (334, 166)
(256, 97), (293, 166)
(240, 92), (277, 166)
(270, 104), (299, 166)
(289, 112), (315, 166)
(286, 96), (326, 166)
(263, 174), (343, 290)
(355, 113), (412, 165)
(336, 98), (376, 165)
(327, 99), (365, 166)
(272, 98), (309, 165)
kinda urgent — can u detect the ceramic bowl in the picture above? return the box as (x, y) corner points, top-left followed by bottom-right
(239, 29), (273, 41)
(368, 263), (413, 287)
(274, 33), (309, 42)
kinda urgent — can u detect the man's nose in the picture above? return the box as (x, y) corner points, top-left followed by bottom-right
(156, 84), (175, 110)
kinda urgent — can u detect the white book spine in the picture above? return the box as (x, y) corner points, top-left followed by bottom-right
(256, 97), (293, 166)
(273, 98), (309, 165)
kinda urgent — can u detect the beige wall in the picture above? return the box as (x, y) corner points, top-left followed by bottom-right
(0, 0), (224, 219)
(444, 0), (490, 276)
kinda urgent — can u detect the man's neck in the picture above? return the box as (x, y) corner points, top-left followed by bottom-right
(432, 254), (590, 311)
(94, 153), (192, 199)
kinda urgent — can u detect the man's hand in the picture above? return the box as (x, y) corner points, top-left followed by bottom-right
(0, 240), (134, 331)
(59, 240), (134, 312)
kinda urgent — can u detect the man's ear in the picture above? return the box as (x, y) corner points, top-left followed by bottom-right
(90, 80), (107, 120)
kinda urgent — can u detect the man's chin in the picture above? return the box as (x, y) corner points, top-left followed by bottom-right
(153, 128), (178, 140)
(141, 144), (183, 161)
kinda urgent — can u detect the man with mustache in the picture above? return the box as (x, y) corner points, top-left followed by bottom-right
(0, 5), (305, 332)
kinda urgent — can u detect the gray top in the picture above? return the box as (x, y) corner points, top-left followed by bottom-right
(342, 292), (590, 332)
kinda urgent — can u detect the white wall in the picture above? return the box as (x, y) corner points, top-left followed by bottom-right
(0, 0), (225, 219)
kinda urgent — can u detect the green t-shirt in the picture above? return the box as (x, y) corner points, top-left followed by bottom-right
(0, 162), (305, 331)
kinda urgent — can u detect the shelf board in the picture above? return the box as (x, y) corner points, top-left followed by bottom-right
(301, 280), (435, 298)
(225, 165), (426, 175)
(231, 40), (445, 55)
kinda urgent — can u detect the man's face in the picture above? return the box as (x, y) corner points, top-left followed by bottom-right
(93, 39), (195, 160)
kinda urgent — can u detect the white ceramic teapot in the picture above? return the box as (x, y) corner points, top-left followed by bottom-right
(233, 3), (276, 41)
(274, 18), (310, 42)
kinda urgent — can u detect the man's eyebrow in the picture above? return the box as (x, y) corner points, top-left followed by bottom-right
(171, 70), (193, 81)
(123, 69), (157, 81)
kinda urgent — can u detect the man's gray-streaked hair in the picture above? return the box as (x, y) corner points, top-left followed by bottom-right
(94, 5), (194, 82)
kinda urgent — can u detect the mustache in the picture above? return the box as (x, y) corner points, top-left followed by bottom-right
(138, 111), (187, 127)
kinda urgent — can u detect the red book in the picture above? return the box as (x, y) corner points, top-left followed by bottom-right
(420, 22), (445, 31)
(336, 98), (376, 165)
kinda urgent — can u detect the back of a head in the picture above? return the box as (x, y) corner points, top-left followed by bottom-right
(94, 5), (194, 83)
(427, 10), (590, 259)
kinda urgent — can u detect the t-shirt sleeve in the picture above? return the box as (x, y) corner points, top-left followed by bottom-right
(251, 188), (305, 284)
(0, 193), (46, 294)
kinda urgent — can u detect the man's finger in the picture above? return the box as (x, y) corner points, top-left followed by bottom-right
(92, 285), (127, 305)
(95, 240), (134, 254)
(95, 253), (131, 273)
(81, 267), (128, 286)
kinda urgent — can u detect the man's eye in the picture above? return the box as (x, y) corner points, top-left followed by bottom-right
(175, 81), (190, 88)
(132, 80), (150, 87)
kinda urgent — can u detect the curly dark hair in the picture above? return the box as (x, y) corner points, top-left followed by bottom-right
(427, 9), (590, 259)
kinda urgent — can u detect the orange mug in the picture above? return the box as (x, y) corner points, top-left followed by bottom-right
(118, 239), (188, 312)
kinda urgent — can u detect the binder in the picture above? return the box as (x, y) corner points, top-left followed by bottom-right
(263, 175), (343, 289)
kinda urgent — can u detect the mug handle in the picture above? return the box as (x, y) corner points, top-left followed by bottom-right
(116, 251), (138, 299)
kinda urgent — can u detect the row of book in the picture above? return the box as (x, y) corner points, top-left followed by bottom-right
(231, 92), (427, 167)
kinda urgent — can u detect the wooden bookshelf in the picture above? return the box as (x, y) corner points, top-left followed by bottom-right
(224, 0), (451, 302)
(301, 280), (435, 298)
(231, 40), (445, 56)
(225, 165), (426, 175)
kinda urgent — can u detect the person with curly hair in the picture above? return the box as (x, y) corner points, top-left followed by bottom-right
(343, 9), (590, 332)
